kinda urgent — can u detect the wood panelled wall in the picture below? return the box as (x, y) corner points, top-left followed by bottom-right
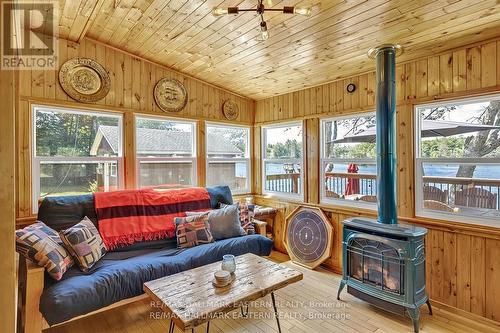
(0, 46), (18, 333)
(16, 37), (255, 222)
(254, 38), (500, 324)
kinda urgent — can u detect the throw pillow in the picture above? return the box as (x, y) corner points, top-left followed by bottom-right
(15, 222), (74, 280)
(208, 204), (246, 240)
(220, 202), (255, 235)
(186, 204), (246, 240)
(185, 210), (212, 217)
(207, 185), (233, 209)
(175, 214), (214, 249)
(59, 217), (107, 272)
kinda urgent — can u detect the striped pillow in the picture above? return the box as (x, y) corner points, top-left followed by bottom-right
(175, 214), (214, 249)
(59, 217), (107, 272)
(16, 222), (74, 280)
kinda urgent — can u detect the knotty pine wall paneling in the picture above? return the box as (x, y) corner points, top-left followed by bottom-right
(254, 38), (500, 324)
(0, 47), (18, 333)
(16, 37), (255, 222)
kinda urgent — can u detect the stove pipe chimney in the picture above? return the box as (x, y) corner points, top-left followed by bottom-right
(368, 44), (403, 225)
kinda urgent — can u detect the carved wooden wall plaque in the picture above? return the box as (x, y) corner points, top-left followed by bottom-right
(59, 58), (111, 103)
(154, 78), (188, 112)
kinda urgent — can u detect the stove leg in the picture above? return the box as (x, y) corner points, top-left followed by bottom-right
(407, 308), (420, 333)
(337, 281), (346, 300)
(426, 299), (433, 315)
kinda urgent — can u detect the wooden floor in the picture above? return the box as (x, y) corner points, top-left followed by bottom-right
(46, 252), (500, 333)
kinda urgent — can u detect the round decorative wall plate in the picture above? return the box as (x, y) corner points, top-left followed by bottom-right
(284, 206), (333, 270)
(154, 78), (188, 112)
(59, 58), (111, 103)
(222, 100), (239, 120)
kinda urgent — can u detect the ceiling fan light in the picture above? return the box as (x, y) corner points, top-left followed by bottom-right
(212, 7), (228, 16)
(294, 6), (312, 16)
(261, 30), (269, 40)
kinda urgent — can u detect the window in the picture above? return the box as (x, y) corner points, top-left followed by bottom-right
(135, 116), (196, 189)
(321, 114), (377, 207)
(206, 123), (250, 194)
(33, 106), (123, 213)
(262, 122), (303, 198)
(415, 96), (500, 225)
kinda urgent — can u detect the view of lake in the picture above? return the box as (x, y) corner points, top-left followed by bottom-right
(265, 162), (500, 180)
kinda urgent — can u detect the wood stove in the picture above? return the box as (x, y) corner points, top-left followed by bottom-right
(337, 218), (431, 332)
(336, 44), (431, 333)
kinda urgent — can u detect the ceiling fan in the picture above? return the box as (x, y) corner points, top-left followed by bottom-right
(212, 0), (312, 41)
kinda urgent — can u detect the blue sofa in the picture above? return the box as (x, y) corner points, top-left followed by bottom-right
(24, 187), (273, 330)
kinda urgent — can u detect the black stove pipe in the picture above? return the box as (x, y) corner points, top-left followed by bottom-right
(369, 44), (402, 225)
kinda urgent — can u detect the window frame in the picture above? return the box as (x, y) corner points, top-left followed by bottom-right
(414, 95), (500, 226)
(261, 121), (304, 200)
(319, 112), (377, 209)
(205, 122), (251, 195)
(32, 105), (124, 214)
(134, 115), (197, 189)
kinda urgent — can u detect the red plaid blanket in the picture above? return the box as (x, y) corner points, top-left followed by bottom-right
(94, 188), (210, 250)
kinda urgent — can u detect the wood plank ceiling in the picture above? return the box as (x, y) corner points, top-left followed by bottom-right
(57, 0), (500, 100)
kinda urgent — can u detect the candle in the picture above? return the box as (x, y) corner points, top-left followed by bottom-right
(221, 254), (236, 273)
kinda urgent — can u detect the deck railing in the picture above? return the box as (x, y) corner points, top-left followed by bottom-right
(265, 173), (301, 193)
(265, 172), (500, 211)
(423, 176), (500, 210)
(324, 172), (377, 197)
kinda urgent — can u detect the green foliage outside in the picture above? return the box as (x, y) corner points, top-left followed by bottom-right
(36, 110), (119, 197)
(421, 137), (466, 158)
(331, 142), (376, 159)
(266, 139), (302, 158)
(36, 110), (118, 156)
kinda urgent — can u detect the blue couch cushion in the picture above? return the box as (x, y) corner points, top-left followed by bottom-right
(40, 235), (273, 325)
(206, 185), (233, 209)
(38, 194), (97, 232)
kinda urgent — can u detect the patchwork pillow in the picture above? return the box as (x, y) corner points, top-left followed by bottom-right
(175, 214), (214, 249)
(59, 217), (107, 272)
(15, 222), (74, 280)
(221, 202), (255, 235)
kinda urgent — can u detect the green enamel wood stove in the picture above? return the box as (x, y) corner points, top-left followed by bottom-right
(336, 45), (431, 333)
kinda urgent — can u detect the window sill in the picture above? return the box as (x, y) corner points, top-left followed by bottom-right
(260, 192), (305, 204)
(252, 195), (500, 237)
(320, 198), (377, 211)
(413, 210), (500, 230)
(402, 215), (500, 238)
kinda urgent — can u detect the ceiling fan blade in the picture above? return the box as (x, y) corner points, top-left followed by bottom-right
(265, 0), (274, 6)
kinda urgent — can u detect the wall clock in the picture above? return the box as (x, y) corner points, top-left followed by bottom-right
(346, 83), (356, 93)
(284, 206), (333, 269)
(59, 58), (111, 103)
(222, 100), (239, 120)
(154, 78), (188, 112)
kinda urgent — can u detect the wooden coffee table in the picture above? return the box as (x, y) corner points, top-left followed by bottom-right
(144, 253), (303, 333)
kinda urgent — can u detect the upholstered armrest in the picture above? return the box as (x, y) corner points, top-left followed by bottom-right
(253, 219), (267, 237)
(23, 259), (45, 333)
